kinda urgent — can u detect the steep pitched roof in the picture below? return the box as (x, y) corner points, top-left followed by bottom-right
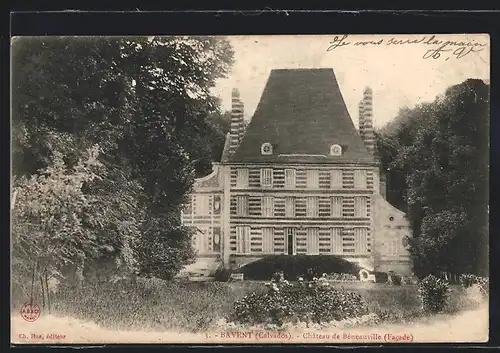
(229, 68), (375, 164)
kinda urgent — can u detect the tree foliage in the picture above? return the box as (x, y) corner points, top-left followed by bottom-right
(376, 79), (489, 277)
(11, 36), (234, 294)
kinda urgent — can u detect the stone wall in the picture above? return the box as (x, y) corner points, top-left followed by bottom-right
(372, 194), (413, 275)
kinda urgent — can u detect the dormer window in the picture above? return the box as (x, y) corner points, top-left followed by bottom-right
(330, 144), (342, 156)
(261, 142), (273, 155)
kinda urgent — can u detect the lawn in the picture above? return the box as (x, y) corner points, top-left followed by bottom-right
(12, 278), (482, 334)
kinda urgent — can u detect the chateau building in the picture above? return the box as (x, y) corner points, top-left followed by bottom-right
(181, 68), (413, 276)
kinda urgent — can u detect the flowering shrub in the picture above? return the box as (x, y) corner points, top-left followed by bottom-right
(417, 274), (451, 314)
(238, 255), (361, 281)
(459, 274), (489, 298)
(214, 266), (232, 282)
(227, 277), (369, 327)
(459, 273), (477, 288)
(217, 313), (380, 331)
(476, 277), (489, 297)
(325, 273), (358, 282)
(387, 272), (403, 286)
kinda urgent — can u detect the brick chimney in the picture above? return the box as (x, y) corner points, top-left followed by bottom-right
(229, 88), (245, 155)
(361, 87), (375, 155)
(358, 100), (365, 140)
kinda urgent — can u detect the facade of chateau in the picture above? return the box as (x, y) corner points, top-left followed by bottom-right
(181, 68), (413, 276)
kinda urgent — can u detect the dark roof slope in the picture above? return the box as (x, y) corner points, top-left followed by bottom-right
(229, 68), (375, 164)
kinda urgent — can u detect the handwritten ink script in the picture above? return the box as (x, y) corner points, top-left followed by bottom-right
(327, 35), (487, 60)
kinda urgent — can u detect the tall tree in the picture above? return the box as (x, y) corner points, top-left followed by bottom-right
(12, 36), (234, 282)
(376, 79), (489, 277)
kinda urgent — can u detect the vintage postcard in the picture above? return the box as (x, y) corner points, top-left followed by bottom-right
(11, 33), (489, 345)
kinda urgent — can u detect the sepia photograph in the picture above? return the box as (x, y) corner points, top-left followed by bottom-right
(11, 33), (489, 344)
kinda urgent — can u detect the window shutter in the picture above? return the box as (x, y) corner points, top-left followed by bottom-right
(285, 197), (295, 217)
(237, 195), (248, 216)
(331, 196), (343, 217)
(331, 169), (343, 188)
(306, 197), (318, 217)
(354, 196), (367, 217)
(306, 169), (319, 188)
(243, 226), (250, 253)
(196, 195), (211, 216)
(262, 228), (274, 253)
(285, 169), (296, 188)
(332, 227), (343, 254)
(262, 196), (274, 217)
(236, 168), (249, 188)
(354, 228), (368, 254)
(354, 170), (367, 189)
(261, 168), (273, 187)
(307, 228), (320, 255)
(236, 226), (251, 253)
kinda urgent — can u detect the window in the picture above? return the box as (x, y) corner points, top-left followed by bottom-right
(330, 169), (343, 188)
(213, 226), (221, 252)
(306, 228), (320, 255)
(236, 226), (251, 253)
(354, 196), (368, 217)
(261, 142), (273, 155)
(262, 228), (274, 254)
(285, 227), (297, 254)
(331, 196), (343, 217)
(354, 228), (368, 254)
(236, 195), (249, 216)
(306, 169), (319, 188)
(285, 168), (296, 188)
(195, 195), (210, 216)
(354, 170), (367, 189)
(330, 144), (342, 156)
(182, 198), (193, 214)
(285, 196), (295, 217)
(306, 196), (319, 218)
(262, 196), (274, 217)
(331, 227), (343, 254)
(261, 168), (273, 187)
(213, 195), (221, 215)
(236, 168), (249, 188)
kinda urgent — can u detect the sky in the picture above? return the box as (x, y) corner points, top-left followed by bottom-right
(212, 34), (490, 129)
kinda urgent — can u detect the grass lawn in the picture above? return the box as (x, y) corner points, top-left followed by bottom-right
(12, 279), (483, 333)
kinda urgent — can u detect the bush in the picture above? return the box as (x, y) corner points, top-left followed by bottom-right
(459, 273), (477, 288)
(417, 274), (451, 314)
(459, 273), (489, 298)
(227, 278), (369, 327)
(325, 273), (358, 282)
(476, 277), (489, 297)
(238, 255), (362, 281)
(214, 266), (232, 282)
(388, 272), (402, 286)
(373, 271), (389, 283)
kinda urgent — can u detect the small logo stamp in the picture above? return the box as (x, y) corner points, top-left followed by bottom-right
(20, 302), (41, 322)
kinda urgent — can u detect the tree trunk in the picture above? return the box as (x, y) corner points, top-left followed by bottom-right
(45, 271), (51, 314)
(30, 261), (38, 305)
(11, 189), (18, 211)
(40, 275), (45, 309)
